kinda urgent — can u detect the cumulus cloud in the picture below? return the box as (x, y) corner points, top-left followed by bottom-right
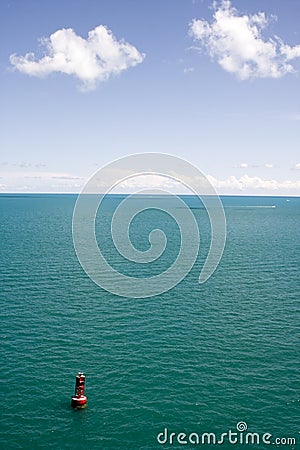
(207, 174), (300, 191)
(119, 174), (178, 190)
(293, 163), (300, 170)
(110, 172), (300, 194)
(189, 0), (300, 79)
(10, 25), (145, 90)
(1, 169), (299, 194)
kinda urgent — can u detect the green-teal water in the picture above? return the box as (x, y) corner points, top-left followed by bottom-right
(1, 194), (299, 449)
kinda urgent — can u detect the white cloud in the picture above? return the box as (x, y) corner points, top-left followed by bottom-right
(281, 43), (300, 60)
(294, 163), (300, 170)
(119, 174), (176, 190)
(207, 174), (300, 191)
(189, 0), (300, 79)
(0, 171), (87, 192)
(1, 170), (299, 194)
(10, 25), (145, 90)
(264, 163), (274, 169)
(239, 162), (249, 168)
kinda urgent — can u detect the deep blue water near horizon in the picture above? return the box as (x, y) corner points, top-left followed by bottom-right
(1, 194), (299, 449)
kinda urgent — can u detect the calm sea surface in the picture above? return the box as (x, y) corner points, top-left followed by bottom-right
(1, 194), (299, 449)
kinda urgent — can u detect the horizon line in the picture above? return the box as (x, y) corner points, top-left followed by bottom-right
(0, 192), (299, 198)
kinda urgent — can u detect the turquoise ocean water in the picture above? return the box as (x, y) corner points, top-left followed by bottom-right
(1, 194), (299, 449)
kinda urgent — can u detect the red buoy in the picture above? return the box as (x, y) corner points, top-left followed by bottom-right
(71, 372), (87, 409)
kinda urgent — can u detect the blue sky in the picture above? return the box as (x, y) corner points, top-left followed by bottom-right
(1, 0), (300, 194)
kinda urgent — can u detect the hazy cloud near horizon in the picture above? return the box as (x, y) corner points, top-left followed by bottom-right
(1, 170), (300, 195)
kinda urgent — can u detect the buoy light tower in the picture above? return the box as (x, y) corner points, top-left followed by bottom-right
(71, 372), (87, 409)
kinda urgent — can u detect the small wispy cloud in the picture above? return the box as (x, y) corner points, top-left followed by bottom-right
(288, 114), (300, 121)
(189, 0), (300, 80)
(1, 161), (46, 168)
(237, 162), (274, 169)
(183, 67), (194, 74)
(293, 163), (300, 170)
(0, 171), (86, 185)
(10, 25), (145, 91)
(51, 175), (84, 180)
